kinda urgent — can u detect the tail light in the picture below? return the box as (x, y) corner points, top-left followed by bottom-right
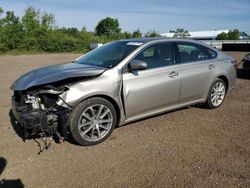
(230, 60), (238, 69)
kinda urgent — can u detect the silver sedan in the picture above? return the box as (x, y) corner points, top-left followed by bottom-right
(11, 38), (237, 146)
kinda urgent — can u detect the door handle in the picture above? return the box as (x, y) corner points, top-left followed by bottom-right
(208, 64), (215, 70)
(168, 71), (179, 78)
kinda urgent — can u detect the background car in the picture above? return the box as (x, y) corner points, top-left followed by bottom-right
(242, 53), (250, 70)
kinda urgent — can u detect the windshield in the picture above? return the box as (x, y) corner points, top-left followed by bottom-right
(75, 41), (143, 68)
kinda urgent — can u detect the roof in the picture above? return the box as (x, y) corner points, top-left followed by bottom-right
(118, 37), (209, 44)
(119, 37), (163, 43)
(118, 37), (201, 44)
(116, 38), (216, 50)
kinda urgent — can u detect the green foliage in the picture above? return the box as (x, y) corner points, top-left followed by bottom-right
(216, 29), (240, 40)
(124, 31), (132, 39)
(1, 6), (247, 55)
(228, 29), (240, 40)
(0, 10), (23, 52)
(0, 6), (246, 54)
(95, 17), (121, 36)
(0, 6), (135, 54)
(144, 30), (160, 38)
(0, 7), (3, 18)
(41, 12), (55, 29)
(132, 29), (142, 38)
(172, 28), (190, 38)
(216, 32), (228, 40)
(22, 7), (40, 33)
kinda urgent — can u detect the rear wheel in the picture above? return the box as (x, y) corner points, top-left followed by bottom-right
(204, 78), (226, 109)
(69, 97), (117, 146)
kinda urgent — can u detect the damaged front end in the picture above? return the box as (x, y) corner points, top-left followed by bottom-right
(11, 85), (72, 146)
(10, 62), (107, 150)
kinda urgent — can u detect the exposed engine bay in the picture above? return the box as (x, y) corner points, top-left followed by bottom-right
(12, 85), (72, 153)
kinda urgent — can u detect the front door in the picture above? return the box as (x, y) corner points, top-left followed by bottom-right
(122, 42), (180, 120)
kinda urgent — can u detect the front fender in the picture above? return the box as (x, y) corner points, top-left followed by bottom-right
(57, 69), (126, 125)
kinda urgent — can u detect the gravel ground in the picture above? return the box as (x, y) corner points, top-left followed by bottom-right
(0, 52), (249, 188)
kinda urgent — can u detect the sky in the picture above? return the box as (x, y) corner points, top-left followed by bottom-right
(1, 0), (250, 34)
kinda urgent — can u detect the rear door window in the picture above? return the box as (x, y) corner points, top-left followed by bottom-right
(204, 47), (217, 59)
(176, 42), (208, 63)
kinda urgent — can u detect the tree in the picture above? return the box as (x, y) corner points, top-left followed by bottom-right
(41, 12), (55, 29)
(81, 26), (87, 33)
(124, 31), (132, 39)
(58, 27), (80, 37)
(173, 28), (190, 38)
(20, 7), (40, 50)
(95, 17), (121, 36)
(0, 7), (4, 39)
(22, 6), (40, 33)
(216, 29), (240, 40)
(20, 6), (58, 51)
(228, 29), (240, 40)
(0, 7), (3, 19)
(0, 10), (23, 51)
(0, 7), (3, 26)
(144, 30), (160, 37)
(216, 32), (228, 40)
(132, 29), (142, 38)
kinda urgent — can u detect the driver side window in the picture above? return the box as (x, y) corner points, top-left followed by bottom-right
(134, 43), (173, 69)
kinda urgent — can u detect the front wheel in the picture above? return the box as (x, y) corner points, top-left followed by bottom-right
(69, 97), (117, 146)
(204, 78), (227, 109)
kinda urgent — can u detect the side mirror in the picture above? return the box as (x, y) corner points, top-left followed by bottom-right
(129, 60), (148, 71)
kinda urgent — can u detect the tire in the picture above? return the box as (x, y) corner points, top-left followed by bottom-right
(204, 78), (227, 109)
(69, 97), (117, 146)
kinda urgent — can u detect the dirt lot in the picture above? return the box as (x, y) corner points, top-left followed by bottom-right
(0, 52), (249, 188)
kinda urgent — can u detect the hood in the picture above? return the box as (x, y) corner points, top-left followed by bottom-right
(11, 63), (107, 90)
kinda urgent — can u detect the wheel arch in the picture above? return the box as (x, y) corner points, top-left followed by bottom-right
(84, 94), (121, 126)
(217, 75), (229, 92)
(204, 74), (229, 102)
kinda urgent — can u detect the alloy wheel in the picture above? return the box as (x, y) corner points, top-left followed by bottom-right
(78, 104), (113, 142)
(210, 82), (226, 107)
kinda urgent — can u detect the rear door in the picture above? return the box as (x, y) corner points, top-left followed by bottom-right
(175, 42), (215, 104)
(122, 42), (180, 120)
